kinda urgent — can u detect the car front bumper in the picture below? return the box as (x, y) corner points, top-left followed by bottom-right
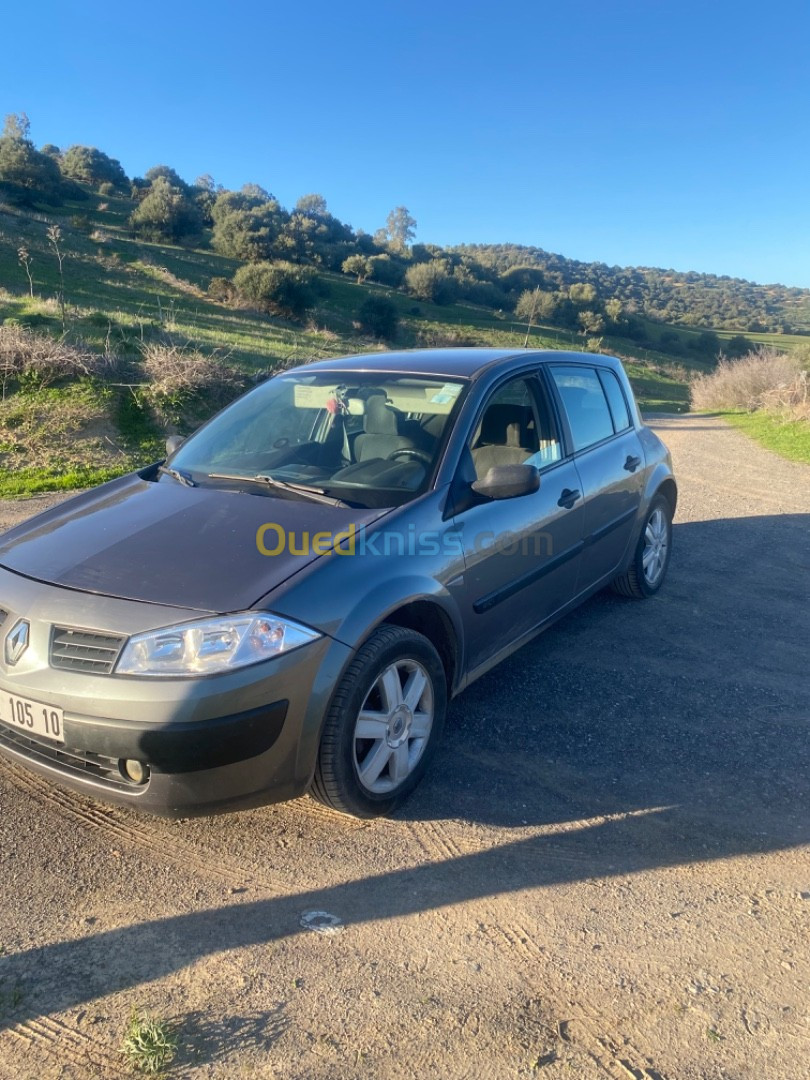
(0, 567), (351, 815)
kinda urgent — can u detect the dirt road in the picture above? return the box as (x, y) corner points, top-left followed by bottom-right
(0, 415), (808, 1079)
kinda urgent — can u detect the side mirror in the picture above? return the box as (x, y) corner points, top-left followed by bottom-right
(471, 463), (540, 500)
(165, 435), (184, 457)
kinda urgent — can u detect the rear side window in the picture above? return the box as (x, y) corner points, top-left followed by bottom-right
(549, 366), (614, 452)
(598, 368), (631, 431)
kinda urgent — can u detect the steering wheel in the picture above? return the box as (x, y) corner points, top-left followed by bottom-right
(386, 448), (432, 466)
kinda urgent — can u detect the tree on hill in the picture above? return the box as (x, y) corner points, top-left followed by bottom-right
(295, 193), (328, 218)
(211, 186), (287, 262)
(233, 260), (317, 319)
(0, 113), (63, 206)
(129, 176), (202, 241)
(384, 206), (417, 252)
(145, 164), (189, 191)
(569, 282), (598, 305)
(61, 145), (128, 189)
(500, 265), (546, 295)
(342, 254), (372, 283)
(405, 261), (457, 305)
(366, 253), (407, 288)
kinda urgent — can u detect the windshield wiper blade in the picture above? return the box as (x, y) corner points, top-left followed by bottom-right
(158, 465), (196, 487)
(207, 473), (351, 508)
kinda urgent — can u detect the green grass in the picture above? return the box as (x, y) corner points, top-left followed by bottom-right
(723, 410), (810, 464)
(0, 465), (129, 497)
(120, 1008), (179, 1075)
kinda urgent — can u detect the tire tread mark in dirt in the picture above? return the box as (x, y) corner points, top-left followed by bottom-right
(0, 760), (297, 893)
(402, 819), (466, 861)
(4, 1016), (130, 1077)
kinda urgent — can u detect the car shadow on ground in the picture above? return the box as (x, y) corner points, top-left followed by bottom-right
(0, 513), (808, 1031)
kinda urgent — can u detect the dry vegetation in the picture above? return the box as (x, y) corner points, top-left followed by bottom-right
(690, 347), (809, 420)
(0, 322), (112, 399)
(137, 340), (246, 424)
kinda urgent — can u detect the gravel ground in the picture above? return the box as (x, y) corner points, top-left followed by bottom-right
(0, 414), (808, 1080)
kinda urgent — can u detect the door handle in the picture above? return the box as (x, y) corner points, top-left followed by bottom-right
(623, 455), (642, 472)
(557, 488), (581, 509)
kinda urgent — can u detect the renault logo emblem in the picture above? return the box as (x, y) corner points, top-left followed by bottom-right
(5, 620), (30, 666)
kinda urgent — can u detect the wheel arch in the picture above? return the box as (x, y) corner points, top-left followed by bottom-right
(381, 599), (459, 696)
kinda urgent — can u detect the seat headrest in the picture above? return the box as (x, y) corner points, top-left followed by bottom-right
(364, 394), (399, 435)
(479, 404), (528, 447)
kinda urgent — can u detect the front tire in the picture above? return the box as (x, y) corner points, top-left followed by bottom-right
(310, 625), (447, 818)
(612, 494), (673, 599)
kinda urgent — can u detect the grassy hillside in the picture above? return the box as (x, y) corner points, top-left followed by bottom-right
(0, 185), (773, 494)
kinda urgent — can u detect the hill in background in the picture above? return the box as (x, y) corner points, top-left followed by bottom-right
(1, 114), (807, 493)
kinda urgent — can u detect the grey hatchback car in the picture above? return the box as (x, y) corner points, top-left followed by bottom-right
(0, 349), (675, 818)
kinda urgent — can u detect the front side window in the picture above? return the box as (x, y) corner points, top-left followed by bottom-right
(468, 375), (561, 481)
(169, 371), (468, 509)
(550, 366), (615, 452)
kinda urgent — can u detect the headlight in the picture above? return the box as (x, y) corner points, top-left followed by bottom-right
(116, 612), (321, 677)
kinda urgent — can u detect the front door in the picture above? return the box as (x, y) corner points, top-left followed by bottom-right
(453, 373), (585, 673)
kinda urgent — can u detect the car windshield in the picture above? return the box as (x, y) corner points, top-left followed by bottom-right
(168, 371), (468, 508)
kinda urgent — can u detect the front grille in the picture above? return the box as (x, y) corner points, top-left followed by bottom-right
(0, 724), (139, 792)
(50, 626), (126, 675)
(0, 608), (7, 627)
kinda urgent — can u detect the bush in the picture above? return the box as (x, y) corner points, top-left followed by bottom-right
(358, 296), (399, 340)
(61, 145), (128, 188)
(233, 261), (317, 320)
(139, 341), (246, 424)
(0, 324), (109, 396)
(404, 262), (458, 305)
(366, 253), (406, 288)
(690, 348), (808, 418)
(207, 276), (236, 302)
(129, 177), (202, 242)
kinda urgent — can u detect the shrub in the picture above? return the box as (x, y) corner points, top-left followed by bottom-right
(0, 324), (109, 397)
(97, 181), (115, 196)
(129, 177), (202, 242)
(366, 253), (406, 288)
(690, 348), (808, 418)
(138, 341), (246, 425)
(405, 262), (458, 305)
(358, 296), (399, 340)
(233, 261), (317, 320)
(61, 145), (128, 188)
(207, 276), (236, 302)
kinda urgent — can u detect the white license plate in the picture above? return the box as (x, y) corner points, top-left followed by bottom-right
(0, 691), (65, 744)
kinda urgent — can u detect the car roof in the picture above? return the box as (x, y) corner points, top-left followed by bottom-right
(297, 348), (623, 381)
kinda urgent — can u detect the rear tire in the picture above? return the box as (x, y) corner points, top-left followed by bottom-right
(612, 494), (672, 599)
(310, 625), (446, 818)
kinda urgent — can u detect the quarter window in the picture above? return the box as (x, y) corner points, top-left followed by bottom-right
(598, 368), (631, 432)
(550, 366), (615, 452)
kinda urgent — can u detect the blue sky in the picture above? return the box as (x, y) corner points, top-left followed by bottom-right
(2, 0), (808, 287)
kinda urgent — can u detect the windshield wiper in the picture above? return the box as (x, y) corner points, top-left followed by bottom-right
(158, 465), (196, 488)
(207, 473), (351, 508)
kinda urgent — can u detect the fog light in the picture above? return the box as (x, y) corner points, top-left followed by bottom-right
(120, 759), (150, 785)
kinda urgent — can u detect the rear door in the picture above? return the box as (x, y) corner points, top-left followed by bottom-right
(546, 364), (645, 591)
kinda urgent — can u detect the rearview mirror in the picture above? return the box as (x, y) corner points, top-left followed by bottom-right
(471, 463), (540, 500)
(165, 435), (184, 457)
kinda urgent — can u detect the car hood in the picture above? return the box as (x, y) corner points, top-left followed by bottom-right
(0, 474), (388, 612)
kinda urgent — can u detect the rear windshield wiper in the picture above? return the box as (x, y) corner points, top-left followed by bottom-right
(207, 473), (351, 508)
(158, 465), (196, 487)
